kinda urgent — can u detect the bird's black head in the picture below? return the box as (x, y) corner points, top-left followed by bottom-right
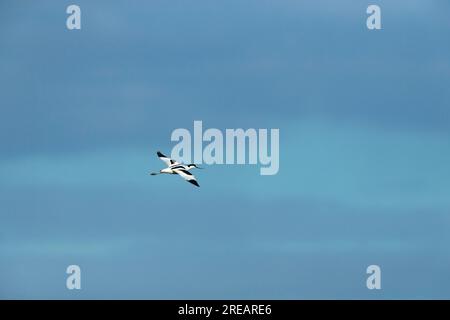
(188, 164), (203, 169)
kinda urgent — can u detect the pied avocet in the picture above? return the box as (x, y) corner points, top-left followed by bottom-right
(150, 151), (202, 187)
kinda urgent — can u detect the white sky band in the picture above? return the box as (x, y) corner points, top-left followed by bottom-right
(171, 121), (279, 175)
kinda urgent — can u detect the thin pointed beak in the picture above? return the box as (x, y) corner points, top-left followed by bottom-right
(196, 166), (204, 169)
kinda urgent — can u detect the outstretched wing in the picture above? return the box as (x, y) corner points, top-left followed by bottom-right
(173, 169), (200, 187)
(157, 151), (179, 167)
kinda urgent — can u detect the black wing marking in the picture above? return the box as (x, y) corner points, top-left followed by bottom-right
(157, 151), (177, 165)
(179, 169), (192, 176)
(170, 165), (186, 170)
(188, 180), (200, 187)
(173, 168), (199, 187)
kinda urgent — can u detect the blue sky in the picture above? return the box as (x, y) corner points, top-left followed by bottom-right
(1, 0), (450, 299)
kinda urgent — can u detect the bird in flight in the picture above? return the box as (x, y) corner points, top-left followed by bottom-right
(150, 151), (203, 187)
